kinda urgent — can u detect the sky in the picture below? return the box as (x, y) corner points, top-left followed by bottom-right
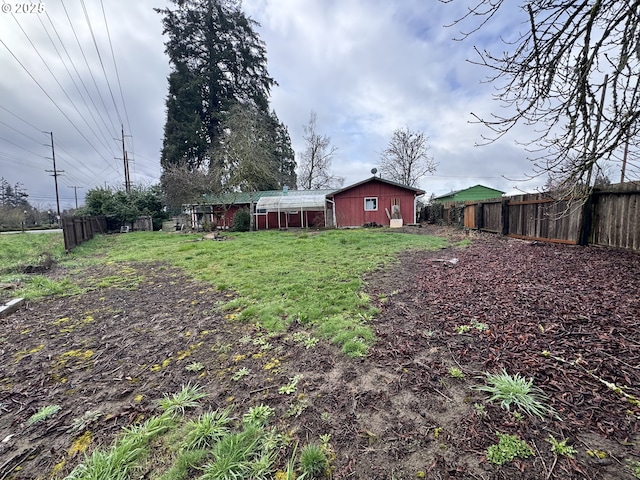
(0, 0), (559, 211)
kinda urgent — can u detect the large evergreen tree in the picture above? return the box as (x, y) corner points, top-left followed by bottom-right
(157, 0), (294, 191)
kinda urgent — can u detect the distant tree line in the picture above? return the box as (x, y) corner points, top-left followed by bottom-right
(0, 179), (59, 230)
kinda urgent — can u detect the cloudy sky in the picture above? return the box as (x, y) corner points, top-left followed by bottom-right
(1, 0), (554, 211)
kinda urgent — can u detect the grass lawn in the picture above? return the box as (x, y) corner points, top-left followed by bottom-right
(1, 229), (446, 356)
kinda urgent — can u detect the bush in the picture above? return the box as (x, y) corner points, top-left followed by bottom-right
(231, 209), (251, 232)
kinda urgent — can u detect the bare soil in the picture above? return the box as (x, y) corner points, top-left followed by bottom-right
(1, 227), (640, 479)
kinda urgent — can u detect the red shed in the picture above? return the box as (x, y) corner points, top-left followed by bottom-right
(327, 177), (425, 228)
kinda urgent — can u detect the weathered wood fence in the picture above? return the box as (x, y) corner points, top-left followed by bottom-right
(62, 215), (107, 252)
(424, 182), (640, 251)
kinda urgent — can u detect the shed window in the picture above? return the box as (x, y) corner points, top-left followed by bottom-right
(364, 197), (378, 211)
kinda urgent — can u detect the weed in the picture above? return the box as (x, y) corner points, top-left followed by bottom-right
(243, 404), (274, 427)
(455, 324), (471, 334)
(586, 449), (607, 459)
(486, 432), (534, 466)
(477, 369), (556, 419)
(470, 319), (488, 331)
(158, 383), (208, 416)
(231, 367), (251, 381)
(279, 374), (303, 395)
(547, 435), (576, 458)
(299, 444), (329, 478)
(448, 367), (465, 379)
(286, 396), (309, 418)
(185, 362), (205, 372)
(292, 331), (319, 349)
(68, 410), (102, 433)
(27, 404), (61, 425)
(456, 320), (488, 334)
(321, 412), (331, 422)
(421, 329), (435, 338)
(473, 403), (487, 418)
(630, 460), (640, 478)
(319, 434), (332, 448)
(182, 409), (231, 451)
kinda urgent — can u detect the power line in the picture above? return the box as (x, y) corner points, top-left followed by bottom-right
(0, 38), (119, 175)
(100, 0), (132, 139)
(60, 0), (119, 139)
(0, 135), (46, 158)
(0, 120), (46, 146)
(36, 11), (118, 154)
(10, 11), (119, 156)
(79, 0), (123, 126)
(0, 105), (43, 133)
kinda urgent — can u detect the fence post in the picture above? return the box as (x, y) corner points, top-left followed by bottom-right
(474, 202), (483, 230)
(501, 198), (510, 236)
(578, 193), (595, 246)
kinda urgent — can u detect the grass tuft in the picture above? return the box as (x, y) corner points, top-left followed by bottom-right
(298, 443), (329, 478)
(158, 383), (208, 416)
(182, 409), (231, 451)
(477, 369), (556, 420)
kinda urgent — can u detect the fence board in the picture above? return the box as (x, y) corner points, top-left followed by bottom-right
(464, 204), (476, 229)
(591, 184), (640, 250)
(506, 194), (581, 244)
(62, 215), (106, 252)
(423, 182), (639, 251)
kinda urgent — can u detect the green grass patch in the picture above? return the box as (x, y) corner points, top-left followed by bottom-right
(3, 229), (446, 355)
(101, 230), (444, 354)
(0, 232), (88, 300)
(0, 232), (65, 274)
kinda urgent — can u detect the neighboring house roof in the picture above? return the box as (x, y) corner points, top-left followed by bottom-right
(433, 184), (504, 202)
(327, 176), (425, 197)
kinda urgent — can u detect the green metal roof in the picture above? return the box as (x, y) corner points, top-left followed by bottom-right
(433, 184), (504, 202)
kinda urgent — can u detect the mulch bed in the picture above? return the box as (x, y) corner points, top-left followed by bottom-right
(367, 234), (640, 478)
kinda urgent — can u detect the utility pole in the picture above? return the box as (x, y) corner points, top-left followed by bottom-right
(45, 131), (63, 224)
(68, 185), (83, 209)
(117, 125), (132, 193)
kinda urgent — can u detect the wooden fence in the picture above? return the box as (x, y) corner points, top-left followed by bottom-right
(62, 215), (107, 252)
(424, 181), (640, 251)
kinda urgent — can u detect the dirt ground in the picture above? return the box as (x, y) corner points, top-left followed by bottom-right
(1, 226), (640, 479)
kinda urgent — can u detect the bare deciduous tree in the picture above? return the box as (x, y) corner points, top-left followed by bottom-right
(297, 112), (344, 190)
(379, 127), (437, 187)
(443, 0), (640, 193)
(213, 102), (280, 193)
(160, 163), (218, 211)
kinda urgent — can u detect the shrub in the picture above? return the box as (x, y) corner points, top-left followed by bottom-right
(231, 209), (251, 232)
